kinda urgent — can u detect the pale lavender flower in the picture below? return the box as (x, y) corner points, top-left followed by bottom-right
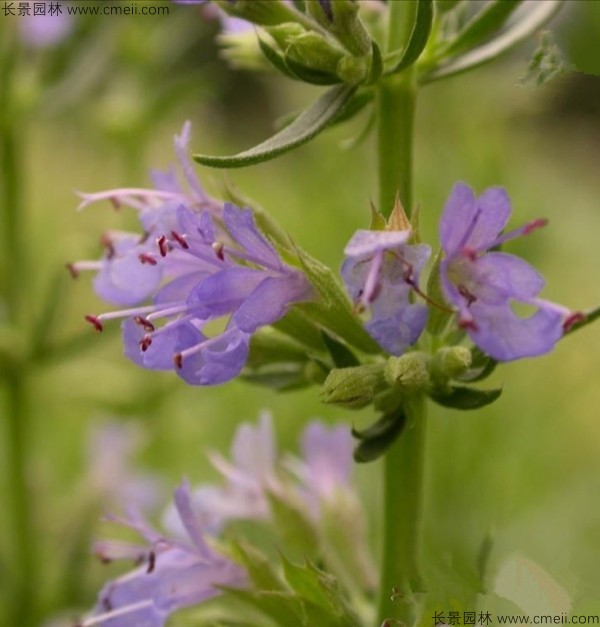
(20, 4), (73, 49)
(163, 412), (278, 535)
(341, 230), (431, 355)
(73, 124), (312, 386)
(83, 481), (246, 627)
(439, 182), (579, 361)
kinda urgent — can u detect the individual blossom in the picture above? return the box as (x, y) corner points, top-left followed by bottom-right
(73, 125), (313, 386)
(82, 481), (246, 627)
(439, 182), (581, 361)
(163, 412), (278, 535)
(341, 229), (431, 356)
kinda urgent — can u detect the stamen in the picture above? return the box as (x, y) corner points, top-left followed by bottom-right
(66, 263), (79, 279)
(562, 311), (586, 332)
(461, 247), (478, 261)
(109, 197), (121, 210)
(458, 318), (479, 332)
(134, 316), (155, 332)
(100, 233), (116, 259)
(457, 208), (483, 251)
(76, 600), (154, 627)
(138, 253), (157, 266)
(523, 218), (548, 235)
(211, 241), (225, 261)
(157, 235), (169, 257)
(457, 284), (477, 306)
(85, 315), (103, 332)
(477, 217), (549, 252)
(174, 353), (183, 369)
(171, 230), (189, 249)
(140, 336), (152, 352)
(66, 261), (102, 277)
(146, 551), (156, 574)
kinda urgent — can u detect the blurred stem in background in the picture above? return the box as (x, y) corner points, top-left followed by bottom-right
(0, 29), (38, 627)
(376, 2), (427, 625)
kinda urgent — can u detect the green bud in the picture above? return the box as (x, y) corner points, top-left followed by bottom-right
(384, 352), (430, 393)
(430, 346), (472, 381)
(306, 0), (371, 57)
(284, 31), (346, 75)
(216, 0), (300, 26)
(336, 55), (368, 84)
(321, 363), (384, 409)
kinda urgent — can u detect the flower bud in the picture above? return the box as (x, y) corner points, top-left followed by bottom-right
(384, 352), (430, 393)
(321, 364), (384, 409)
(306, 0), (372, 57)
(336, 55), (368, 84)
(430, 346), (472, 381)
(215, 0), (300, 26)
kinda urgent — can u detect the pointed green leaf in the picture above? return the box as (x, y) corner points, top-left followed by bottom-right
(329, 89), (374, 126)
(352, 409), (405, 441)
(257, 35), (298, 79)
(421, 0), (564, 84)
(321, 332), (360, 368)
(281, 557), (337, 612)
(389, 0), (434, 74)
(229, 542), (286, 592)
(241, 364), (311, 391)
(353, 410), (406, 463)
(194, 85), (357, 169)
(430, 385), (502, 410)
(456, 347), (498, 383)
(272, 309), (328, 354)
(441, 0), (523, 58)
(366, 40), (384, 85)
(268, 492), (320, 560)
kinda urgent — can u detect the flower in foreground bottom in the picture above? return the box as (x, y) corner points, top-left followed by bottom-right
(82, 481), (246, 627)
(439, 182), (577, 361)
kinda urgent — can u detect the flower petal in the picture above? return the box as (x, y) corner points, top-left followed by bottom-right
(344, 229), (410, 258)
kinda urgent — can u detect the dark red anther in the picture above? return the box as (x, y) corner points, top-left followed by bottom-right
(66, 263), (79, 279)
(457, 284), (477, 306)
(157, 235), (169, 257)
(102, 597), (113, 612)
(174, 353), (183, 369)
(139, 253), (157, 266)
(461, 246), (477, 261)
(171, 230), (189, 249)
(523, 218), (548, 235)
(109, 196), (121, 210)
(563, 311), (586, 332)
(458, 318), (479, 332)
(100, 233), (116, 259)
(212, 241), (225, 261)
(139, 336), (152, 352)
(146, 551), (156, 574)
(85, 315), (103, 332)
(134, 316), (155, 332)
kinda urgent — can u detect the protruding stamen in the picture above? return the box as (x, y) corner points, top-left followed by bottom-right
(157, 235), (169, 257)
(100, 233), (116, 259)
(66, 263), (79, 279)
(458, 318), (479, 332)
(562, 311), (586, 332)
(461, 247), (478, 261)
(211, 241), (225, 261)
(457, 284), (477, 306)
(85, 315), (104, 332)
(138, 253), (157, 266)
(146, 551), (156, 574)
(140, 336), (152, 352)
(109, 196), (121, 210)
(134, 316), (155, 332)
(523, 218), (548, 235)
(174, 353), (183, 369)
(171, 230), (189, 249)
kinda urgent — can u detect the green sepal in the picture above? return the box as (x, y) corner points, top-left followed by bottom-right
(272, 309), (328, 354)
(456, 347), (498, 383)
(421, 0), (564, 84)
(240, 364), (312, 392)
(519, 30), (570, 88)
(384, 352), (430, 392)
(246, 329), (310, 368)
(321, 363), (384, 409)
(388, 0), (434, 74)
(194, 84), (357, 169)
(430, 385), (502, 410)
(366, 40), (383, 85)
(321, 331), (360, 368)
(426, 249), (454, 336)
(229, 541), (286, 592)
(284, 57), (343, 85)
(257, 35), (299, 80)
(440, 0), (523, 59)
(294, 246), (381, 353)
(352, 410), (406, 463)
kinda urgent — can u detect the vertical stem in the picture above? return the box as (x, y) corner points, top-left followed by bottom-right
(376, 397), (427, 625)
(1, 32), (37, 626)
(376, 2), (427, 625)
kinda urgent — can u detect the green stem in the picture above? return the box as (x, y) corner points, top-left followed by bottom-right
(376, 3), (427, 625)
(1, 33), (37, 626)
(376, 397), (427, 626)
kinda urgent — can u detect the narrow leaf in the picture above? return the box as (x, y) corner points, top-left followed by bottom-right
(430, 385), (502, 410)
(441, 0), (523, 58)
(257, 35), (298, 80)
(353, 410), (406, 463)
(366, 40), (384, 85)
(321, 332), (360, 368)
(456, 347), (498, 383)
(194, 85), (356, 169)
(421, 0), (564, 84)
(390, 0), (434, 74)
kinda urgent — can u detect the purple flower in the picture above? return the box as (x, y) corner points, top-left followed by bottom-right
(19, 5), (73, 49)
(439, 182), (577, 361)
(82, 481), (246, 627)
(163, 413), (278, 535)
(341, 229), (431, 355)
(73, 124), (312, 386)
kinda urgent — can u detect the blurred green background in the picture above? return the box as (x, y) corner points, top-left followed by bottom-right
(1, 1), (600, 625)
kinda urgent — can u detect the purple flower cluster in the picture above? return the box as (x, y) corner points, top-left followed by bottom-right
(73, 123), (312, 385)
(83, 416), (363, 626)
(341, 183), (576, 362)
